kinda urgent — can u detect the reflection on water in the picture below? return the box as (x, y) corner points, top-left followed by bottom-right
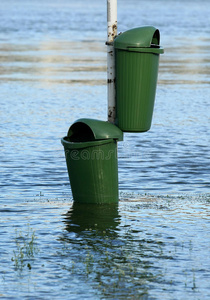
(1, 195), (209, 298)
(1, 37), (210, 86)
(64, 202), (120, 233)
(61, 202), (163, 298)
(57, 195), (210, 299)
(0, 41), (106, 85)
(159, 38), (210, 85)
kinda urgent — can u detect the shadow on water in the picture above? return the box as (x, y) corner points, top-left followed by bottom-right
(59, 202), (165, 298)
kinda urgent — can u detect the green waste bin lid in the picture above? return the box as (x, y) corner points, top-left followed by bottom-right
(114, 26), (164, 54)
(67, 118), (123, 142)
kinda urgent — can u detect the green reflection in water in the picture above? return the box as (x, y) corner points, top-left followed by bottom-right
(59, 203), (164, 298)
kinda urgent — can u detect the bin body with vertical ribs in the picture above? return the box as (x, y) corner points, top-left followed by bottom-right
(114, 26), (164, 132)
(61, 119), (123, 204)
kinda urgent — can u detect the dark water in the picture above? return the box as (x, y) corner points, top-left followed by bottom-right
(0, 0), (210, 299)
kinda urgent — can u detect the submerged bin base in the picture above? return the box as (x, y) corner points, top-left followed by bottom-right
(62, 137), (118, 204)
(61, 119), (123, 204)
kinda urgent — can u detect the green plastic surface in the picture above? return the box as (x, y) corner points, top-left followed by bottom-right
(61, 118), (122, 204)
(61, 137), (119, 204)
(114, 26), (164, 132)
(67, 118), (123, 142)
(114, 26), (164, 54)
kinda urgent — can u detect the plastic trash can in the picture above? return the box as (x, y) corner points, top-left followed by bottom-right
(61, 118), (123, 204)
(114, 26), (164, 132)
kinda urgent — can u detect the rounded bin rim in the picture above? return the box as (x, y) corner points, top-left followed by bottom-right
(116, 46), (164, 54)
(61, 137), (115, 149)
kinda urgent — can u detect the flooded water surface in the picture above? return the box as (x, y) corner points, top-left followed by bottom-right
(0, 0), (210, 299)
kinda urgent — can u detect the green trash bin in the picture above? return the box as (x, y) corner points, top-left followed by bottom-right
(114, 26), (164, 132)
(61, 118), (123, 204)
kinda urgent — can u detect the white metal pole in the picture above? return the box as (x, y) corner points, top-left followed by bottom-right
(107, 0), (117, 123)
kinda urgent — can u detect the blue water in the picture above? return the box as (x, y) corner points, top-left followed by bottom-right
(0, 0), (210, 299)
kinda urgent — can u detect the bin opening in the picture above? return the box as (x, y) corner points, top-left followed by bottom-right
(151, 29), (160, 47)
(66, 118), (124, 142)
(68, 122), (95, 142)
